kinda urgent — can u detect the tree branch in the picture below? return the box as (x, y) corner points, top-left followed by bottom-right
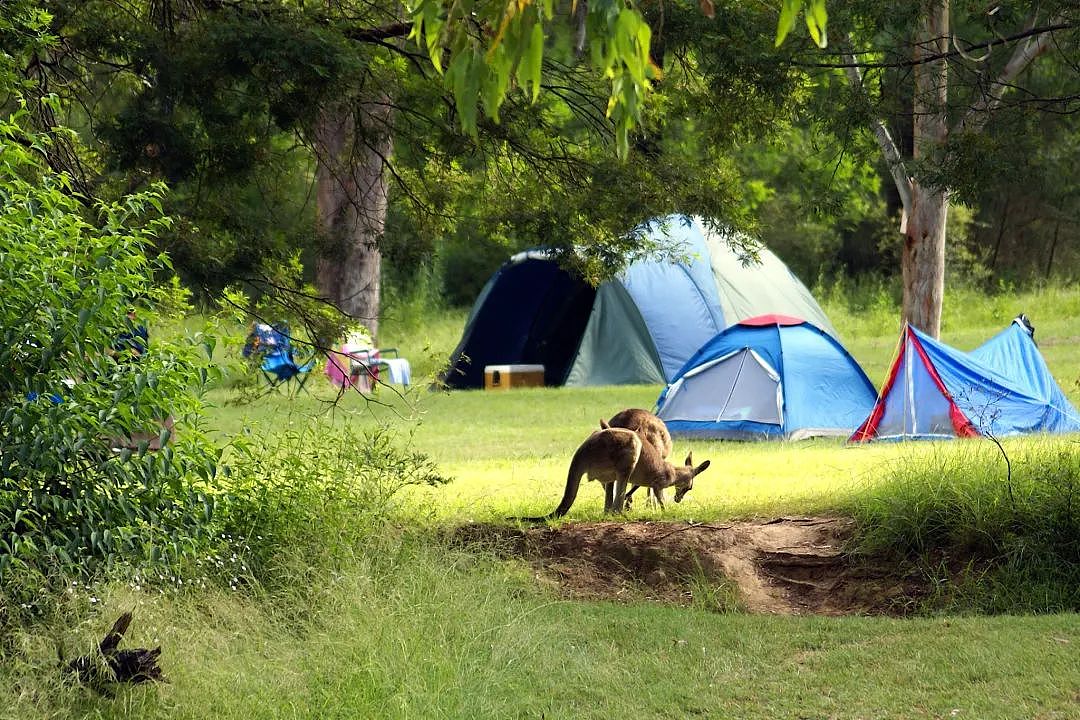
(841, 46), (912, 213)
(340, 21), (411, 43)
(793, 21), (1073, 70)
(954, 15), (1066, 136)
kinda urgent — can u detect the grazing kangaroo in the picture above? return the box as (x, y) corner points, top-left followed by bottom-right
(603, 408), (674, 508)
(518, 426), (710, 522)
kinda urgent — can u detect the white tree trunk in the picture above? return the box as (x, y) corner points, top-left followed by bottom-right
(314, 95), (392, 340)
(903, 0), (950, 338)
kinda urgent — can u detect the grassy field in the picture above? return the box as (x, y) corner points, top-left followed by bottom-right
(204, 381), (1035, 525)
(202, 279), (1080, 524)
(4, 562), (1078, 720)
(4, 282), (1080, 719)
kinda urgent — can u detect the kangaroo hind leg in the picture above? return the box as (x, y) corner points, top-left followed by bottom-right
(612, 477), (629, 514)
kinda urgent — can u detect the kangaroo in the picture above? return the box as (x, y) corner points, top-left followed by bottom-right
(518, 427), (710, 522)
(603, 408), (674, 508)
(605, 407), (673, 459)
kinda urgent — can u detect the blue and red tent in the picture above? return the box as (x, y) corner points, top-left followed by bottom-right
(851, 316), (1080, 441)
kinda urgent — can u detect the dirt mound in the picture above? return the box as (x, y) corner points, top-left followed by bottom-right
(452, 517), (926, 616)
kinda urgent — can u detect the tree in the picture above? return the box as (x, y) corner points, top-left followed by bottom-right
(824, 3), (1077, 335)
(36, 0), (785, 336)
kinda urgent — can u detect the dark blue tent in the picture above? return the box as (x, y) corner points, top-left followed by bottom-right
(655, 315), (877, 440)
(852, 317), (1080, 441)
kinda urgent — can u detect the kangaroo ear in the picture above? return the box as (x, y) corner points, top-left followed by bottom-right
(684, 451), (693, 466)
(694, 460), (711, 475)
(600, 419), (610, 430)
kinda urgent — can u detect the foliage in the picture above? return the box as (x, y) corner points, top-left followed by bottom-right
(405, 0), (660, 156)
(0, 101), (225, 626)
(213, 420), (450, 595)
(736, 121), (893, 281)
(849, 442), (1080, 612)
(775, 0), (829, 48)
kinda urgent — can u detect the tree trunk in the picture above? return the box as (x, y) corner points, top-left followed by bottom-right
(1045, 221), (1060, 279)
(903, 0), (950, 338)
(314, 95), (392, 340)
(902, 182), (948, 337)
(989, 194), (1011, 272)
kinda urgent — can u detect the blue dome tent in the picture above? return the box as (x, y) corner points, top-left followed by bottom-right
(655, 315), (878, 440)
(443, 215), (836, 388)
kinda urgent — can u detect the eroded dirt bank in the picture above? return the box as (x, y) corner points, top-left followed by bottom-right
(452, 517), (928, 615)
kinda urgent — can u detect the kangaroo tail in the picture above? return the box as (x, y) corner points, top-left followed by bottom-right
(513, 453), (586, 523)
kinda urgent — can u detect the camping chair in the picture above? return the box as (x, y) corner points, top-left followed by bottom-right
(326, 343), (412, 393)
(351, 347), (412, 390)
(242, 323), (316, 395)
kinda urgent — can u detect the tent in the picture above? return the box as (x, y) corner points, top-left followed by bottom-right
(443, 215), (835, 388)
(654, 315), (878, 440)
(851, 316), (1080, 441)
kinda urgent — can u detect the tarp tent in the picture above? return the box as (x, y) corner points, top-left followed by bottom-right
(851, 316), (1080, 441)
(444, 215), (835, 388)
(655, 315), (877, 440)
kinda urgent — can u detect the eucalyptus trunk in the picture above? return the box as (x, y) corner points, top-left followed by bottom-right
(903, 0), (950, 338)
(314, 95), (392, 340)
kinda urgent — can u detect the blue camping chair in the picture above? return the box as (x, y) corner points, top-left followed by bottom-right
(242, 323), (316, 394)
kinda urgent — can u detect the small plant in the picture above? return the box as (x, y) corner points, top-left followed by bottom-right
(685, 564), (743, 615)
(212, 419), (451, 593)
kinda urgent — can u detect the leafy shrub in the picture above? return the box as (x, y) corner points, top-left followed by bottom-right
(0, 104), (223, 629)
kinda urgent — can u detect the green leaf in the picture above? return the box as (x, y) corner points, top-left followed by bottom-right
(806, 0), (828, 48)
(775, 0), (802, 47)
(524, 22), (544, 102)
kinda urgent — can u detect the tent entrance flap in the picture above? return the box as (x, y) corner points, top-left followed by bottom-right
(659, 348), (782, 425)
(522, 274), (596, 385)
(875, 337), (966, 439)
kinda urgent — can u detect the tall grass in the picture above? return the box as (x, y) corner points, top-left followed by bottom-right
(4, 535), (1078, 719)
(847, 440), (1080, 613)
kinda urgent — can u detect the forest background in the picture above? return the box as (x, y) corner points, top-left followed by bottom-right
(9, 0), (1078, 339)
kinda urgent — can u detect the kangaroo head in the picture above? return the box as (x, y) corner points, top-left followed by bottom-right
(672, 451), (711, 503)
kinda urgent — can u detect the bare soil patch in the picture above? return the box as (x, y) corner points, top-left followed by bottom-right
(452, 517), (927, 616)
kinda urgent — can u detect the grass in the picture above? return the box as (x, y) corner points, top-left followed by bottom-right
(4, 280), (1080, 718)
(4, 539), (1079, 720)
(201, 378), (1075, 526)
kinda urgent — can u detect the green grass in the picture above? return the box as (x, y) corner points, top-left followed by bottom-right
(4, 539), (1079, 720)
(4, 281), (1080, 719)
(201, 379), (1076, 526)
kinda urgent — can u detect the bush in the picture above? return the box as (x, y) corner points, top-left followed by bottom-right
(213, 420), (450, 597)
(0, 104), (223, 630)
